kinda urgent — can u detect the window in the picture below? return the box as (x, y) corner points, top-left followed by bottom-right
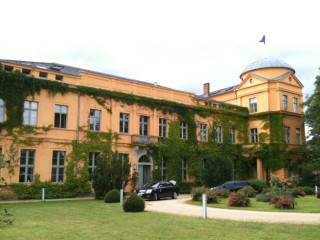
(159, 118), (167, 137)
(283, 95), (288, 111)
(139, 116), (149, 136)
(296, 128), (301, 145)
(22, 69), (31, 75)
(0, 99), (4, 123)
(161, 157), (167, 181)
(250, 128), (258, 143)
(88, 152), (99, 181)
(249, 97), (257, 113)
(89, 109), (101, 131)
(200, 124), (207, 141)
(230, 128), (236, 144)
(293, 97), (298, 113)
(216, 126), (222, 143)
(249, 78), (254, 83)
(51, 151), (65, 183)
(180, 121), (187, 139)
(181, 158), (187, 182)
(55, 75), (63, 81)
(54, 105), (68, 128)
(23, 101), (38, 126)
(19, 149), (35, 183)
(285, 127), (290, 144)
(39, 72), (48, 78)
(119, 113), (129, 134)
(4, 65), (13, 71)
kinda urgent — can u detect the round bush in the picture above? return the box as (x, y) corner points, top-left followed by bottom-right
(104, 189), (120, 203)
(299, 186), (315, 195)
(247, 179), (267, 193)
(256, 193), (274, 202)
(123, 194), (145, 212)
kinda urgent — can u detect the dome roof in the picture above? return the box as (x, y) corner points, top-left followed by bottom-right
(240, 58), (295, 76)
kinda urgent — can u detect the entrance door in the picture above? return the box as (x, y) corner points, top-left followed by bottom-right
(138, 155), (152, 187)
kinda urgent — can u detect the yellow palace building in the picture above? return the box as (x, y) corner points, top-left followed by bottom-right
(0, 58), (305, 191)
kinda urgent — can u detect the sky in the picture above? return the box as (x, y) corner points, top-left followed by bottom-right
(1, 0), (319, 98)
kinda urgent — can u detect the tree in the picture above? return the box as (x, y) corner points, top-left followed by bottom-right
(300, 72), (320, 185)
(203, 155), (232, 187)
(92, 154), (110, 199)
(0, 145), (19, 185)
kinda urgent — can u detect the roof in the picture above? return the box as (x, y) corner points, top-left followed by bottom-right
(0, 59), (169, 89)
(240, 58), (295, 76)
(207, 84), (239, 97)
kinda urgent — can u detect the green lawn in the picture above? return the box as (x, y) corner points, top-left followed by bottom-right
(187, 196), (320, 213)
(0, 200), (320, 240)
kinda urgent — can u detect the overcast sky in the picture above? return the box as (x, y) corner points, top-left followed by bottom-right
(1, 0), (319, 98)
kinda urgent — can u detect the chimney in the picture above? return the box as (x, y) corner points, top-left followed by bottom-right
(203, 83), (210, 96)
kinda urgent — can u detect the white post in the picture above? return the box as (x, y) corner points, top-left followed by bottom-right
(202, 193), (207, 219)
(120, 189), (124, 206)
(42, 188), (45, 202)
(315, 186), (318, 196)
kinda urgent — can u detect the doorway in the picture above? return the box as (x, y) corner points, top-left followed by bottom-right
(138, 155), (152, 187)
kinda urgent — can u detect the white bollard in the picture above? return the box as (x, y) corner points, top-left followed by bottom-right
(42, 188), (45, 202)
(316, 186), (318, 196)
(202, 193), (207, 219)
(120, 189), (124, 206)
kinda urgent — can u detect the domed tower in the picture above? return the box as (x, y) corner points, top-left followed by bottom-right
(208, 58), (305, 181)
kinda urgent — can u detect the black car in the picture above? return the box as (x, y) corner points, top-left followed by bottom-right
(211, 180), (250, 191)
(134, 181), (180, 201)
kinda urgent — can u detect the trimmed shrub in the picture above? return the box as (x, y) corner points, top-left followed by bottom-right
(239, 186), (256, 197)
(205, 189), (219, 204)
(228, 191), (251, 207)
(214, 188), (230, 198)
(247, 179), (267, 193)
(104, 189), (120, 203)
(123, 194), (145, 212)
(177, 182), (192, 194)
(299, 186), (315, 195)
(316, 191), (320, 199)
(261, 188), (273, 194)
(256, 193), (274, 202)
(191, 187), (206, 201)
(269, 194), (296, 209)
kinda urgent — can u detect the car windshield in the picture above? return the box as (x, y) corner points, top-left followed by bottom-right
(141, 182), (159, 188)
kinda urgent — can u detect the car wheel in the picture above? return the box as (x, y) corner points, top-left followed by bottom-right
(172, 191), (178, 199)
(153, 193), (158, 201)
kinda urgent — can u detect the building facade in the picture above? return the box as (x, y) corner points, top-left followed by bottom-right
(0, 58), (305, 190)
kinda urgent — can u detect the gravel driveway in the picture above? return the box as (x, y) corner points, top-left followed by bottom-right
(145, 194), (320, 225)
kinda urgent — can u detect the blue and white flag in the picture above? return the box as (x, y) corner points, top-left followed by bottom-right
(259, 35), (266, 45)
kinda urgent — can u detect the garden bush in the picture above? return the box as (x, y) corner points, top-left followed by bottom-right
(177, 182), (192, 194)
(214, 188), (230, 198)
(191, 187), (206, 201)
(316, 191), (320, 199)
(299, 186), (315, 195)
(247, 179), (267, 193)
(228, 191), (251, 207)
(123, 194), (145, 212)
(0, 208), (15, 226)
(239, 186), (256, 197)
(269, 194), (296, 209)
(104, 189), (120, 203)
(289, 188), (305, 198)
(202, 189), (219, 204)
(256, 193), (274, 202)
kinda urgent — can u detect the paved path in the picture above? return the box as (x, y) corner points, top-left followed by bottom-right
(145, 194), (320, 225)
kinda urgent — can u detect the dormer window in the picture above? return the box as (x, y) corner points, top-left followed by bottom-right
(55, 75), (63, 81)
(289, 77), (292, 82)
(22, 69), (31, 75)
(4, 65), (13, 72)
(39, 72), (48, 78)
(250, 79), (254, 83)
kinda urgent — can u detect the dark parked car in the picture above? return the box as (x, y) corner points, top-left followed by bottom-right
(211, 180), (250, 191)
(133, 181), (179, 201)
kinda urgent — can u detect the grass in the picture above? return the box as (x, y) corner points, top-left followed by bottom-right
(188, 196), (320, 213)
(0, 200), (320, 240)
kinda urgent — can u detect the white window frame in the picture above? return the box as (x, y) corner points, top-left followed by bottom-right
(293, 97), (298, 113)
(216, 126), (222, 143)
(285, 127), (290, 144)
(89, 109), (101, 131)
(19, 149), (35, 183)
(51, 151), (65, 183)
(54, 105), (68, 128)
(296, 128), (301, 145)
(0, 98), (4, 123)
(230, 128), (236, 144)
(181, 158), (187, 182)
(23, 101), (38, 126)
(250, 128), (258, 143)
(249, 97), (257, 113)
(200, 124), (207, 141)
(159, 118), (167, 137)
(139, 116), (149, 136)
(88, 152), (99, 182)
(283, 95), (288, 111)
(119, 113), (129, 134)
(180, 121), (187, 139)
